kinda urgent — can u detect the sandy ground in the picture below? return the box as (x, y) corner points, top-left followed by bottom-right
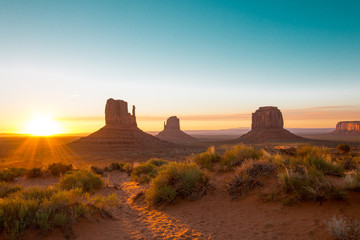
(11, 170), (360, 240)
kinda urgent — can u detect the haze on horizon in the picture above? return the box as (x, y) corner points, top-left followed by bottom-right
(1, 1), (359, 134)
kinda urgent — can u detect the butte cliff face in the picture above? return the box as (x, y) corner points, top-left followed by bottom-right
(332, 121), (360, 135)
(238, 106), (303, 143)
(105, 98), (137, 128)
(75, 98), (173, 149)
(156, 116), (197, 143)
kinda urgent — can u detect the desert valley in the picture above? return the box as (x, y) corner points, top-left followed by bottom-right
(1, 1), (360, 239)
(1, 98), (360, 239)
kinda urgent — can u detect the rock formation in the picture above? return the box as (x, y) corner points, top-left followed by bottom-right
(105, 98), (137, 128)
(238, 106), (303, 143)
(75, 98), (173, 149)
(332, 121), (360, 135)
(156, 116), (197, 143)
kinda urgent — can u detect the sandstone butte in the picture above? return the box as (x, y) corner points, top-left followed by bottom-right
(75, 98), (173, 149)
(332, 121), (360, 135)
(156, 116), (197, 143)
(238, 106), (303, 143)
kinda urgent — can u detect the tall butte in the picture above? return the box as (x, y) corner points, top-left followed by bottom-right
(75, 98), (172, 149)
(156, 116), (197, 143)
(332, 121), (360, 135)
(238, 106), (303, 143)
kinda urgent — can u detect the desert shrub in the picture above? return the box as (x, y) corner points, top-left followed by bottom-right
(278, 145), (344, 176)
(327, 215), (360, 240)
(341, 157), (359, 171)
(0, 187), (118, 239)
(47, 163), (73, 176)
(25, 168), (43, 178)
(59, 170), (103, 193)
(0, 182), (22, 198)
(345, 170), (360, 191)
(221, 145), (263, 170)
(90, 165), (104, 175)
(296, 145), (329, 158)
(301, 153), (344, 176)
(279, 168), (346, 202)
(107, 162), (133, 174)
(145, 162), (209, 206)
(0, 168), (26, 182)
(131, 159), (168, 183)
(228, 160), (276, 199)
(193, 146), (220, 170)
(337, 144), (351, 154)
(147, 158), (168, 167)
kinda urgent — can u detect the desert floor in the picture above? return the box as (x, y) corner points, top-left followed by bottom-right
(1, 135), (360, 239)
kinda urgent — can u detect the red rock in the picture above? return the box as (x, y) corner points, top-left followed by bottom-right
(332, 121), (360, 135)
(156, 116), (197, 143)
(238, 106), (303, 143)
(75, 98), (173, 149)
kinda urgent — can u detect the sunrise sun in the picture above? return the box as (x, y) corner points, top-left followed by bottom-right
(24, 115), (62, 136)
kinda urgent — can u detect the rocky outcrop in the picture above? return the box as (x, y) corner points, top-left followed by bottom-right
(238, 106), (303, 143)
(251, 107), (283, 129)
(105, 98), (137, 128)
(156, 116), (197, 143)
(75, 98), (173, 149)
(332, 121), (360, 135)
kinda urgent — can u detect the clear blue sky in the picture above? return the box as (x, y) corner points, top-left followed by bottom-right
(1, 0), (359, 132)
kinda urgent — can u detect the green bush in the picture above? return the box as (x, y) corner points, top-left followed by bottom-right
(279, 168), (346, 202)
(0, 182), (22, 198)
(277, 145), (344, 176)
(337, 144), (351, 154)
(228, 160), (275, 199)
(0, 168), (26, 182)
(221, 145), (263, 170)
(193, 146), (220, 170)
(0, 187), (118, 239)
(26, 168), (43, 178)
(107, 162), (133, 174)
(47, 163), (73, 176)
(90, 165), (104, 175)
(145, 162), (209, 206)
(59, 170), (103, 193)
(131, 159), (168, 183)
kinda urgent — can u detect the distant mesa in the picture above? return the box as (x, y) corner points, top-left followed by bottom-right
(156, 116), (197, 143)
(75, 98), (173, 149)
(332, 121), (360, 135)
(238, 106), (303, 143)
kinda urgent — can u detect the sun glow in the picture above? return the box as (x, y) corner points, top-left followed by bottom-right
(24, 115), (62, 136)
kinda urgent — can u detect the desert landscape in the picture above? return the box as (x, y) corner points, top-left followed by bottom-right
(1, 99), (360, 239)
(1, 1), (360, 240)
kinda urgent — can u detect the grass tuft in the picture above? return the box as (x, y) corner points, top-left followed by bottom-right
(145, 162), (209, 206)
(327, 215), (360, 240)
(47, 163), (73, 176)
(59, 170), (103, 193)
(131, 159), (168, 183)
(221, 145), (263, 170)
(228, 160), (275, 199)
(193, 146), (220, 170)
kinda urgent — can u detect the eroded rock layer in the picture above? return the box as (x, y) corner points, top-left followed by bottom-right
(332, 121), (360, 135)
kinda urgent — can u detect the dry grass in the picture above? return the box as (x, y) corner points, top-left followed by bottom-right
(327, 215), (360, 240)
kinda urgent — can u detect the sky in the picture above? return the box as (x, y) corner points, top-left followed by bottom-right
(1, 0), (360, 133)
